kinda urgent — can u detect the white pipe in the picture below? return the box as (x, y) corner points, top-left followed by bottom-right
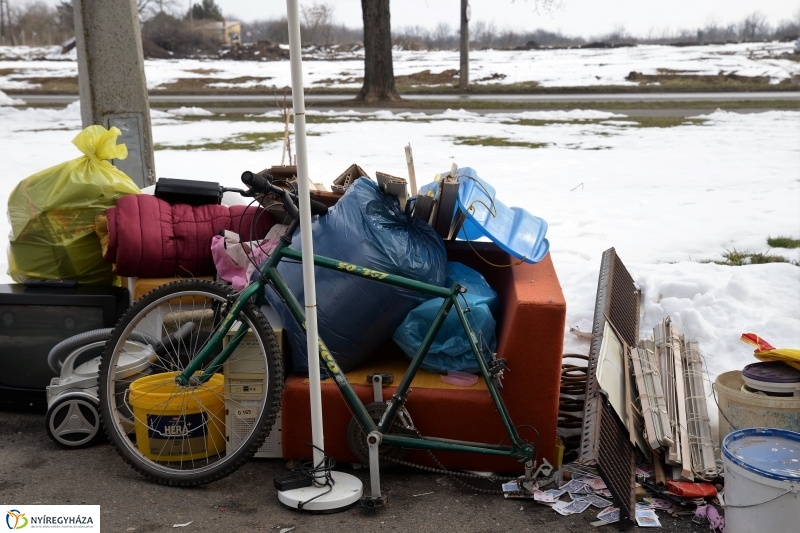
(286, 0), (325, 473)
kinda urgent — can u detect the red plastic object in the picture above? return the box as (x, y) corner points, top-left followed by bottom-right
(441, 370), (479, 387)
(666, 481), (717, 498)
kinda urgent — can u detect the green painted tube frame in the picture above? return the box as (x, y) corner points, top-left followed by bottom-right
(177, 237), (531, 462)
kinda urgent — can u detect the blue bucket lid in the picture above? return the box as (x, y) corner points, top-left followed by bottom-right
(722, 428), (800, 483)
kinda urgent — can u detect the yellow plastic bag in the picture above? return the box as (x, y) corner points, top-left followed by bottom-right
(741, 333), (800, 371)
(7, 125), (141, 285)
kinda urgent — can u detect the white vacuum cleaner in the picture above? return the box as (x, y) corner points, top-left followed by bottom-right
(44, 324), (194, 448)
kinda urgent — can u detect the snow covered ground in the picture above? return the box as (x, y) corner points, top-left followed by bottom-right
(1, 41), (798, 91)
(0, 96), (798, 433)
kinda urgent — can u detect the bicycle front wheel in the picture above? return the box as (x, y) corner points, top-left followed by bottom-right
(99, 280), (283, 486)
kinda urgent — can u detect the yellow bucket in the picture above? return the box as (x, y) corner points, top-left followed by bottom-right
(129, 372), (226, 462)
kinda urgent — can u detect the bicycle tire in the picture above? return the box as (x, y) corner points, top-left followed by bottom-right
(98, 280), (283, 486)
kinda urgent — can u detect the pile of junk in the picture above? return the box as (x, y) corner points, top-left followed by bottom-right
(544, 248), (800, 531)
(2, 125), (799, 532)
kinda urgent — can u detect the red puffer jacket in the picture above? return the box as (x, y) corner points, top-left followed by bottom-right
(104, 194), (273, 278)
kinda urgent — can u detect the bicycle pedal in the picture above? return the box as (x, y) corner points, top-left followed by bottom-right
(488, 358), (507, 375)
(360, 495), (388, 510)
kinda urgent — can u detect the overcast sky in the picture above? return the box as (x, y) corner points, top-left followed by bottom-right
(208, 0), (799, 37)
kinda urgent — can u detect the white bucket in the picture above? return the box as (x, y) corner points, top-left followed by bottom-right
(722, 428), (800, 533)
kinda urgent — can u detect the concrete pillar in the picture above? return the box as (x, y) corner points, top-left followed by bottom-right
(73, 0), (155, 188)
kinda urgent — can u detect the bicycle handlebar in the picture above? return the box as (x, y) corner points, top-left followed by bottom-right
(241, 171), (328, 218)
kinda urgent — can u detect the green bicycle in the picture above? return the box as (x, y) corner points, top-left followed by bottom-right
(98, 170), (540, 499)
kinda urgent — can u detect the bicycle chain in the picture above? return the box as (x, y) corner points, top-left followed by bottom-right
(377, 426), (517, 495)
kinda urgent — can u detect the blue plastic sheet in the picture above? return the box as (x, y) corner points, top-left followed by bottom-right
(419, 167), (549, 264)
(264, 178), (447, 376)
(393, 262), (498, 374)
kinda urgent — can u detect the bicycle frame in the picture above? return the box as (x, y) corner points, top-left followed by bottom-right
(177, 234), (533, 463)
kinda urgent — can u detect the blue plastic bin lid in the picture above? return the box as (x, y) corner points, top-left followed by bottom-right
(451, 168), (549, 264)
(722, 428), (800, 482)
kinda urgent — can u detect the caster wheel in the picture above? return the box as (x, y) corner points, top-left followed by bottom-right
(45, 396), (104, 448)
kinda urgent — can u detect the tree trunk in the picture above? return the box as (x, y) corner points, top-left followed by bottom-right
(356, 0), (401, 103)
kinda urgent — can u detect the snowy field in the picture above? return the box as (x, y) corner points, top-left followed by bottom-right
(0, 97), (798, 429)
(1, 41), (799, 91)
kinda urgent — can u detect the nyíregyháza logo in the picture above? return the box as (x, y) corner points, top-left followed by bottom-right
(6, 510), (28, 530)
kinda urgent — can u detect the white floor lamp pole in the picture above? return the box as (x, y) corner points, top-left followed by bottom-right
(277, 0), (362, 512)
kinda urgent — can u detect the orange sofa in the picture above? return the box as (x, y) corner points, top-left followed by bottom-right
(280, 240), (566, 473)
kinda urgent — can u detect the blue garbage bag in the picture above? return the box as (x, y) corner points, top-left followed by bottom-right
(264, 178), (447, 376)
(393, 262), (498, 374)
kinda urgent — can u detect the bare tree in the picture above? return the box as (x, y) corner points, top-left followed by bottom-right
(741, 12), (769, 41)
(432, 21), (451, 49)
(301, 2), (334, 45)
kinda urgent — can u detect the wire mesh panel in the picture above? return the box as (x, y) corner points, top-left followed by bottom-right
(581, 248), (638, 531)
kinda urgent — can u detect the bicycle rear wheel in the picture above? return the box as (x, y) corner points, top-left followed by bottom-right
(99, 280), (283, 486)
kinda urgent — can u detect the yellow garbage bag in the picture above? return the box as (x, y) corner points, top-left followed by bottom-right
(741, 333), (800, 371)
(7, 125), (141, 285)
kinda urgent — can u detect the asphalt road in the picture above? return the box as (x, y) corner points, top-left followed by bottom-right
(0, 409), (696, 533)
(13, 91), (800, 105)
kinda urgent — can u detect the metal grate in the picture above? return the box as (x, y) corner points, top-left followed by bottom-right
(608, 254), (638, 348)
(581, 248), (639, 531)
(597, 398), (635, 529)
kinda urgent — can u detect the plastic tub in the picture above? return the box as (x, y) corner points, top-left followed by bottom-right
(713, 371), (800, 444)
(722, 428), (800, 533)
(129, 372), (225, 462)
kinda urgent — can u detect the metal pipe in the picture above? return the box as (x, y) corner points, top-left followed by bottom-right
(286, 0), (325, 472)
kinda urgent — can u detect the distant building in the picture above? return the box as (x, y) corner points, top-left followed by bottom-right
(195, 19), (241, 45)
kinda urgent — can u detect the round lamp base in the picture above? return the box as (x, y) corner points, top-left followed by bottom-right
(277, 471), (363, 514)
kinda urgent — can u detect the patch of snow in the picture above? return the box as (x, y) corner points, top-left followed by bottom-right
(0, 89), (24, 106)
(167, 106), (214, 117)
(2, 42), (798, 91)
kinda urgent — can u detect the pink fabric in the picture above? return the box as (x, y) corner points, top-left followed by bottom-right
(211, 232), (277, 291)
(104, 195), (273, 278)
(694, 505), (725, 533)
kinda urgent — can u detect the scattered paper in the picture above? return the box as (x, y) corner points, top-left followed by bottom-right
(172, 522), (193, 528)
(279, 528), (296, 533)
(559, 480), (588, 493)
(597, 507), (620, 524)
(533, 490), (557, 504)
(635, 509), (661, 527)
(544, 489), (565, 499)
(564, 499), (592, 514)
(582, 494), (613, 508)
(553, 500), (573, 516)
(645, 497), (675, 510)
(585, 478), (608, 491)
(502, 480), (534, 499)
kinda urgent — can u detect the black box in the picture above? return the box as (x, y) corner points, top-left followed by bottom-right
(155, 178), (222, 206)
(0, 284), (129, 411)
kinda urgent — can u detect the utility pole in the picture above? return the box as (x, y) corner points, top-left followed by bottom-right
(459, 0), (469, 91)
(73, 0), (156, 187)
